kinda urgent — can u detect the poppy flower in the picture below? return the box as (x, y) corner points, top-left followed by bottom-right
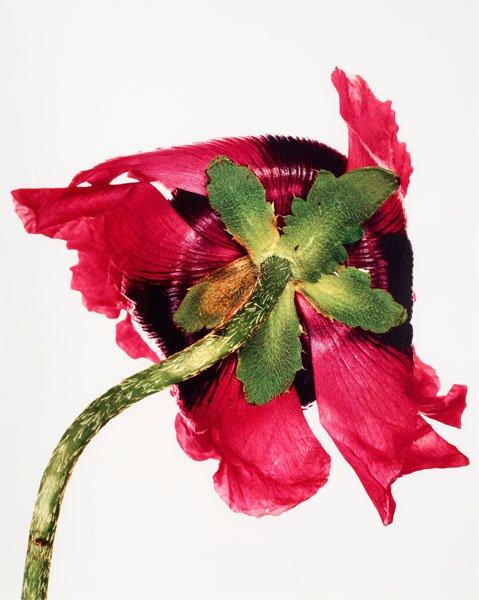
(13, 68), (468, 525)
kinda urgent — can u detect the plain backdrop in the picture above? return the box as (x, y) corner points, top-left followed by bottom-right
(1, 1), (478, 598)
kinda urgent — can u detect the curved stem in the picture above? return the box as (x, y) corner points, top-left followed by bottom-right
(22, 257), (290, 600)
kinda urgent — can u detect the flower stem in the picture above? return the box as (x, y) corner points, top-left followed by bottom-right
(22, 256), (291, 600)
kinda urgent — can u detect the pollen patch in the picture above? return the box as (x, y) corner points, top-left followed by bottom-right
(174, 256), (258, 334)
(201, 257), (257, 318)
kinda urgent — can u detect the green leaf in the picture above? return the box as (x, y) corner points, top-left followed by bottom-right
(277, 168), (399, 282)
(300, 267), (407, 333)
(174, 257), (258, 334)
(236, 283), (302, 405)
(206, 157), (280, 258)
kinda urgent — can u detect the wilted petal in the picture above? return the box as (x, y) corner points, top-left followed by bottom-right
(409, 351), (467, 428)
(71, 135), (347, 217)
(402, 416), (469, 475)
(332, 68), (412, 196)
(176, 356), (330, 516)
(13, 182), (240, 358)
(298, 294), (468, 525)
(13, 185), (130, 319)
(175, 411), (219, 461)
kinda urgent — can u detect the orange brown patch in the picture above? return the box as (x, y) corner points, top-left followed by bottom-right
(200, 256), (258, 324)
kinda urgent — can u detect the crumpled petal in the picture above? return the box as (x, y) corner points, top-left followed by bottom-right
(13, 185), (128, 318)
(409, 350), (467, 428)
(332, 67), (412, 235)
(13, 182), (240, 360)
(333, 67), (415, 352)
(175, 356), (330, 516)
(402, 417), (469, 475)
(12, 182), (240, 285)
(71, 135), (347, 217)
(298, 294), (468, 525)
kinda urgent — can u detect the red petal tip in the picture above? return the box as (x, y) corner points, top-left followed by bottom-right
(12, 190), (38, 234)
(116, 315), (160, 363)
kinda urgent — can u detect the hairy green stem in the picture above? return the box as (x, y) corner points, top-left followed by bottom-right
(22, 256), (290, 600)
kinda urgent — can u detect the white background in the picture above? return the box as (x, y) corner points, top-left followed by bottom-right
(1, 1), (478, 598)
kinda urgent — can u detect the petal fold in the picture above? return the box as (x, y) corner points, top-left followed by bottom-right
(410, 351), (467, 428)
(175, 356), (330, 516)
(402, 417), (469, 475)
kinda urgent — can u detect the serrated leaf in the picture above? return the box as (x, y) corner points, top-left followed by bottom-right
(300, 267), (407, 333)
(277, 168), (399, 281)
(174, 257), (258, 334)
(206, 157), (279, 257)
(236, 283), (302, 405)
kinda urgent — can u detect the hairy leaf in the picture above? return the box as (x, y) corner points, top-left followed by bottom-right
(300, 267), (407, 333)
(237, 283), (302, 405)
(206, 157), (279, 257)
(277, 168), (399, 281)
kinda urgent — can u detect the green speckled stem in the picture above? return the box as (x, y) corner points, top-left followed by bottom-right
(22, 256), (291, 600)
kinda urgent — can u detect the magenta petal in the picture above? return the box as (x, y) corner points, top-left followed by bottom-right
(13, 185), (130, 319)
(332, 67), (413, 235)
(175, 356), (330, 516)
(100, 183), (240, 283)
(332, 67), (412, 197)
(410, 351), (467, 428)
(175, 412), (219, 462)
(298, 294), (468, 525)
(71, 135), (346, 216)
(13, 182), (240, 285)
(13, 182), (240, 358)
(13, 184), (134, 234)
(116, 315), (159, 362)
(70, 138), (271, 190)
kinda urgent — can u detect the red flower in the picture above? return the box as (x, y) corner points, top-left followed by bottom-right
(13, 69), (468, 524)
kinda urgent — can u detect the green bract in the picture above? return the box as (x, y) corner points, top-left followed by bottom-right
(277, 168), (399, 281)
(237, 283), (302, 405)
(206, 157), (279, 257)
(300, 267), (407, 333)
(173, 157), (407, 405)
